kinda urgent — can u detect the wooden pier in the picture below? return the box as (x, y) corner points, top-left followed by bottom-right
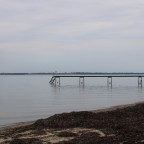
(49, 74), (144, 87)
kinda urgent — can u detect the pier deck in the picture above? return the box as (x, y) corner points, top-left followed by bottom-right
(49, 74), (144, 87)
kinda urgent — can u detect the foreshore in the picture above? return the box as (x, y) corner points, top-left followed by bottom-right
(0, 102), (144, 144)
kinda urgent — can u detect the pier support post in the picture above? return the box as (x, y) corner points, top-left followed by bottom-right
(55, 77), (56, 85)
(79, 77), (85, 87)
(107, 77), (112, 87)
(55, 77), (60, 86)
(138, 77), (142, 88)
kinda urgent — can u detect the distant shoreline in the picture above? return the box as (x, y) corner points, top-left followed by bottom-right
(1, 72), (144, 75)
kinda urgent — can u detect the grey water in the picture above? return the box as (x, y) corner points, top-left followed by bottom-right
(0, 75), (144, 127)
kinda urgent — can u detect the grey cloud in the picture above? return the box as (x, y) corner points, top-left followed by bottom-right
(0, 0), (144, 72)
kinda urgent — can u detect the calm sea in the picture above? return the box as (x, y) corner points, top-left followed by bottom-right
(0, 75), (144, 127)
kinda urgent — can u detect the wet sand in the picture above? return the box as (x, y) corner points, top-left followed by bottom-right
(0, 102), (144, 144)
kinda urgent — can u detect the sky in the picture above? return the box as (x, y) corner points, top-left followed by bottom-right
(0, 0), (144, 73)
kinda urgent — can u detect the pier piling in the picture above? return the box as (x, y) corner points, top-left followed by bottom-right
(79, 77), (85, 87)
(107, 77), (112, 87)
(138, 77), (142, 88)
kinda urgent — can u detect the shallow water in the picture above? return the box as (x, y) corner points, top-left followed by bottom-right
(0, 75), (144, 127)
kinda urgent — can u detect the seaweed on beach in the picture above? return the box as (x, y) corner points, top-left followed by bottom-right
(33, 103), (144, 143)
(9, 138), (42, 144)
(57, 131), (78, 137)
(34, 103), (144, 130)
(0, 103), (144, 144)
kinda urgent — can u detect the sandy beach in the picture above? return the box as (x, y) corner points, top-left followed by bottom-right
(0, 102), (144, 144)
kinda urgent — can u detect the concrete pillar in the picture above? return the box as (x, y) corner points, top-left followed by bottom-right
(79, 77), (85, 87)
(107, 77), (112, 87)
(138, 77), (142, 88)
(54, 77), (60, 86)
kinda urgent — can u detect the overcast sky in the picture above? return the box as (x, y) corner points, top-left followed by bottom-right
(0, 0), (144, 72)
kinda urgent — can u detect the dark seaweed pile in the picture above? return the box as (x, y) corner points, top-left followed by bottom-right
(1, 103), (144, 144)
(34, 103), (144, 143)
(57, 132), (78, 137)
(10, 138), (42, 144)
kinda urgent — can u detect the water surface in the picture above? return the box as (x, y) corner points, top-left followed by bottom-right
(0, 75), (144, 127)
